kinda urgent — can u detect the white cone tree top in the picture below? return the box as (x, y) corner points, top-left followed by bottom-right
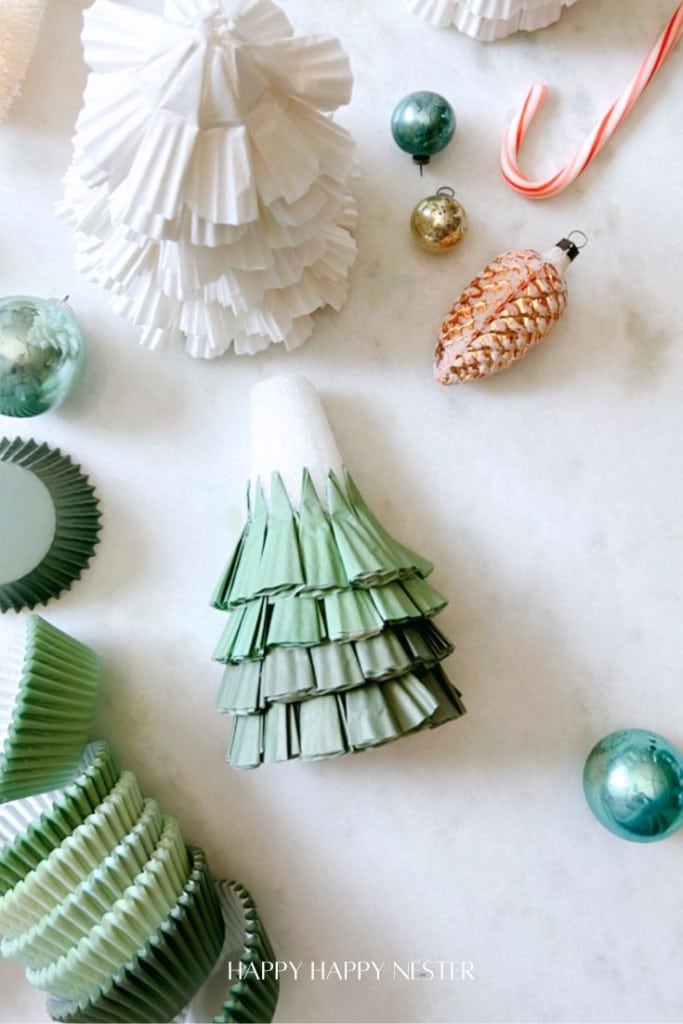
(250, 375), (344, 508)
(59, 0), (358, 358)
(0, 0), (47, 121)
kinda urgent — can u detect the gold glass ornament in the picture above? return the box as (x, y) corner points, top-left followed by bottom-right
(410, 187), (467, 253)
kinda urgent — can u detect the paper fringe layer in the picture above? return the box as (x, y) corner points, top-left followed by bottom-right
(0, 0), (47, 121)
(0, 439), (102, 613)
(212, 467), (465, 768)
(58, 0), (358, 357)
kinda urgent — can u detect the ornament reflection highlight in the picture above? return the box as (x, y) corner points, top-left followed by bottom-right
(583, 729), (683, 842)
(0, 297), (84, 417)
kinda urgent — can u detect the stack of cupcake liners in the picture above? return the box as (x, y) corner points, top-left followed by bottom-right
(0, 615), (279, 1023)
(212, 375), (466, 769)
(405, 0), (580, 39)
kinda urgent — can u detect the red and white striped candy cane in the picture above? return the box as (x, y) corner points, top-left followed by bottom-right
(501, 3), (683, 198)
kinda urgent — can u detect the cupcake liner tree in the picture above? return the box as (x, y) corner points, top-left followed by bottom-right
(0, 616), (279, 1023)
(0, 0), (48, 121)
(405, 0), (580, 40)
(211, 376), (466, 769)
(58, 0), (358, 358)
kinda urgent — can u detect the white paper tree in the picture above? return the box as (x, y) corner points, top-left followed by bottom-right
(58, 0), (358, 357)
(0, 0), (47, 121)
(404, 0), (579, 40)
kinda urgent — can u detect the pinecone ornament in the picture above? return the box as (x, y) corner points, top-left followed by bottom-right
(434, 237), (582, 384)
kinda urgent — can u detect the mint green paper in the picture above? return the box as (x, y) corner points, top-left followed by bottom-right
(267, 595), (323, 648)
(261, 647), (314, 702)
(252, 472), (305, 596)
(296, 469), (349, 595)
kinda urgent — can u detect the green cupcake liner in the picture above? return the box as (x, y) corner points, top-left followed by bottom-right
(218, 620), (454, 713)
(0, 741), (118, 896)
(204, 881), (279, 1024)
(2, 799), (164, 968)
(212, 468), (434, 611)
(0, 771), (143, 937)
(227, 664), (466, 769)
(0, 437), (101, 613)
(0, 616), (100, 802)
(46, 845), (225, 1024)
(28, 816), (190, 1002)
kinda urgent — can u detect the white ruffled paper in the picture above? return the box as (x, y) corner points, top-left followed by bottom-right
(405, 0), (579, 39)
(58, 0), (358, 358)
(0, 0), (47, 121)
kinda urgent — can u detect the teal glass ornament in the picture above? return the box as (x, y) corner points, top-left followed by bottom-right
(583, 729), (683, 842)
(0, 296), (85, 418)
(391, 91), (456, 172)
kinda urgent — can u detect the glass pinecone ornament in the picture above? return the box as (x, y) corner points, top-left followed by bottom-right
(434, 235), (583, 384)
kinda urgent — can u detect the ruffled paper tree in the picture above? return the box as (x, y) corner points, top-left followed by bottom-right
(0, 0), (47, 121)
(405, 0), (579, 40)
(58, 0), (358, 357)
(211, 376), (466, 769)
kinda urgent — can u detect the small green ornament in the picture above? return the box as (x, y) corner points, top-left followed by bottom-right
(391, 91), (456, 172)
(0, 296), (85, 418)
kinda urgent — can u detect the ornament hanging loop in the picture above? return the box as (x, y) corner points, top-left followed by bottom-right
(500, 4), (683, 198)
(567, 230), (588, 250)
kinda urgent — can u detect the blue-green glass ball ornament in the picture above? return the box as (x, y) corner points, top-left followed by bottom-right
(583, 729), (683, 842)
(0, 296), (85, 418)
(391, 91), (456, 171)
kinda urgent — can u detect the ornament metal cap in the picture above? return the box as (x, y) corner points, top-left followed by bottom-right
(554, 230), (587, 263)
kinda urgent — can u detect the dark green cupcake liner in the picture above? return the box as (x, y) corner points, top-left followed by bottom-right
(0, 438), (101, 613)
(208, 881), (279, 1024)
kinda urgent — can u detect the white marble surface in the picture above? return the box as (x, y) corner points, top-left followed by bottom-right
(1, 1), (683, 1021)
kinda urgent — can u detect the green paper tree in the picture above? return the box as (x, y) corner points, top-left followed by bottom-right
(211, 377), (465, 769)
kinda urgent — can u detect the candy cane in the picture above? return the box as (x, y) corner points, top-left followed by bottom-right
(501, 3), (683, 198)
